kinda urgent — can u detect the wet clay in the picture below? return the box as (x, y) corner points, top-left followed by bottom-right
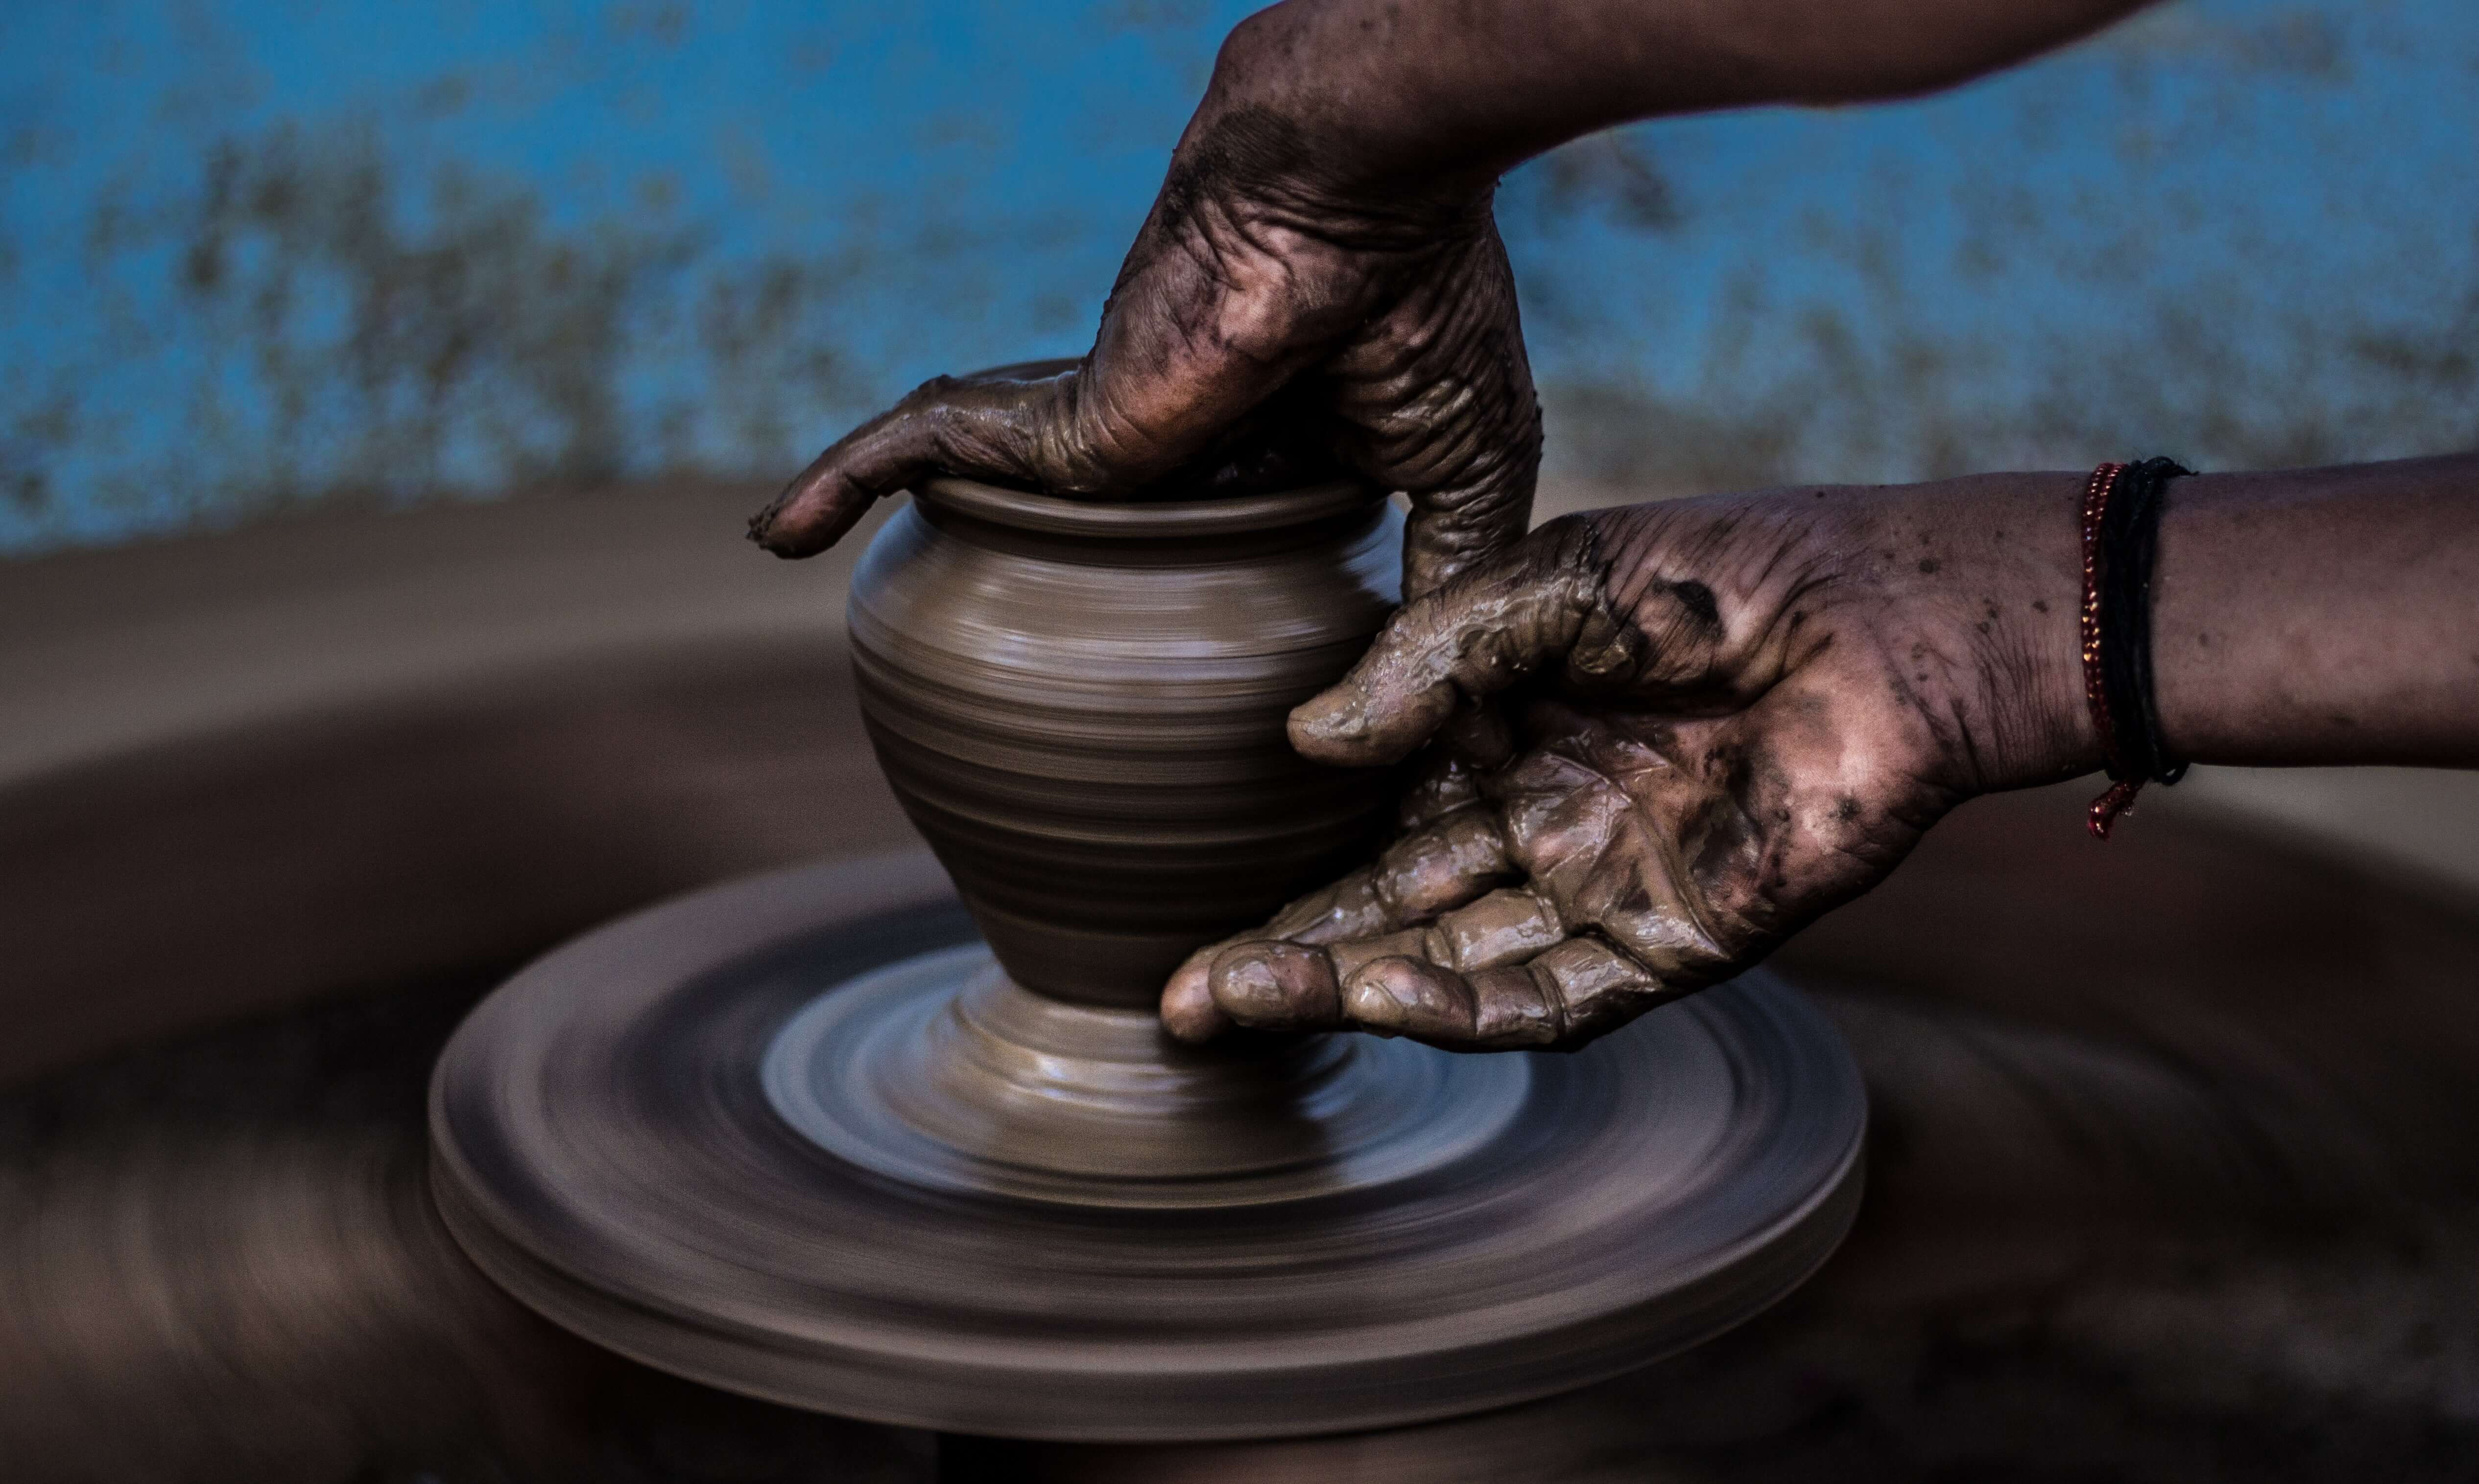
(430, 473), (1867, 1445)
(847, 475), (1401, 1007)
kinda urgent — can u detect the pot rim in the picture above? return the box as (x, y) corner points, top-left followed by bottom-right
(913, 475), (1380, 539)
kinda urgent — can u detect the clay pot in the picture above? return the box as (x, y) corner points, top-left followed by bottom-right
(846, 474), (1402, 1008)
(435, 476), (1867, 1442)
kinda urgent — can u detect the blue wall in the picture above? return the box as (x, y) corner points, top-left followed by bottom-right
(3, 0), (2474, 554)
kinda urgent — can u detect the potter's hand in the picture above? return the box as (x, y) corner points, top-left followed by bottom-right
(749, 0), (2167, 594)
(748, 108), (1539, 598)
(1162, 477), (2102, 1051)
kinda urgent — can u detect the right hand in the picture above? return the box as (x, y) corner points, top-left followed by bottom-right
(1161, 475), (2102, 1051)
(748, 103), (1543, 600)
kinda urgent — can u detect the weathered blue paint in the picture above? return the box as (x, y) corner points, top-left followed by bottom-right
(2, 1), (2473, 554)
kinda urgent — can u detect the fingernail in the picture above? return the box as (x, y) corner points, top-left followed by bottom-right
(1159, 954), (1230, 1043)
(1291, 688), (1367, 743)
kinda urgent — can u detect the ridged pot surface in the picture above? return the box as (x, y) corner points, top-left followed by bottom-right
(846, 476), (1402, 1008)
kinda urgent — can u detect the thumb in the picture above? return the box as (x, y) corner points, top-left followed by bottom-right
(751, 366), (1077, 557)
(1288, 517), (1641, 766)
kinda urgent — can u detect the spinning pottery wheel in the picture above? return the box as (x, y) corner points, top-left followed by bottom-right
(430, 475), (1867, 1449)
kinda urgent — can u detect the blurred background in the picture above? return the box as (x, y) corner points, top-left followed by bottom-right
(5, 0), (2475, 553)
(6, 2), (2479, 1481)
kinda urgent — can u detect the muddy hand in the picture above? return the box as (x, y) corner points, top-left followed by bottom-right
(748, 107), (1541, 599)
(1163, 479), (2103, 1052)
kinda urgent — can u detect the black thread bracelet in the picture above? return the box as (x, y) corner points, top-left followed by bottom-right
(2101, 456), (2191, 784)
(2080, 457), (2192, 838)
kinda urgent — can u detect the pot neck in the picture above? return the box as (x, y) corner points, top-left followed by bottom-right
(911, 477), (1386, 565)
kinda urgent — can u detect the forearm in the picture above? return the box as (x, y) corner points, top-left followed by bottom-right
(1802, 457), (2479, 799)
(2151, 454), (2479, 768)
(1196, 0), (2157, 197)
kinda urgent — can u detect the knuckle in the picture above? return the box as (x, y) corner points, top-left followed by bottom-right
(1437, 887), (1563, 972)
(1209, 940), (1341, 1027)
(1326, 930), (1432, 986)
(1468, 965), (1560, 1048)
(901, 374), (962, 407)
(1532, 936), (1672, 1049)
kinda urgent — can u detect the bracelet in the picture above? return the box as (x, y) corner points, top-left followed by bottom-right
(2079, 456), (2193, 840)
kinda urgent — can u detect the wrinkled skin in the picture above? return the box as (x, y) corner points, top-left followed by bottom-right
(749, 108), (1540, 601)
(1161, 481), (2099, 1051)
(747, 0), (2479, 1057)
(749, 0), (2157, 590)
(745, 0), (2218, 1054)
(748, 0), (2151, 587)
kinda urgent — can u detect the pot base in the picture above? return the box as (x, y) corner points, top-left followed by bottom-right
(429, 851), (1867, 1443)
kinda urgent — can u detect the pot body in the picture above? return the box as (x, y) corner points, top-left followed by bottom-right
(847, 476), (1401, 1008)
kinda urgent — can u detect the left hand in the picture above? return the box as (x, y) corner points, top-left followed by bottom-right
(748, 88), (1543, 601)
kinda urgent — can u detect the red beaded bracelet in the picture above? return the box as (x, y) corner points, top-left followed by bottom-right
(2079, 457), (2193, 840)
(2079, 463), (2140, 838)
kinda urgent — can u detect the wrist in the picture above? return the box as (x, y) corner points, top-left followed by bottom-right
(1189, 6), (1499, 226)
(1872, 473), (2103, 794)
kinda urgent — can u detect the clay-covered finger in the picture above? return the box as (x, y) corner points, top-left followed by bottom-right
(1202, 935), (1486, 1042)
(1252, 807), (1513, 945)
(1208, 896), (1557, 1048)
(1202, 942), (1344, 1034)
(1160, 808), (1514, 1042)
(1337, 932), (1672, 1053)
(1161, 867), (1409, 1042)
(1339, 958), (1560, 1050)
(1428, 887), (1564, 972)
(1159, 939), (1239, 1043)
(750, 369), (1070, 557)
(1286, 518), (1642, 768)
(749, 405), (934, 557)
(1369, 807), (1515, 919)
(1295, 886), (1557, 982)
(1525, 937), (1677, 1047)
(1162, 807), (1506, 1041)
